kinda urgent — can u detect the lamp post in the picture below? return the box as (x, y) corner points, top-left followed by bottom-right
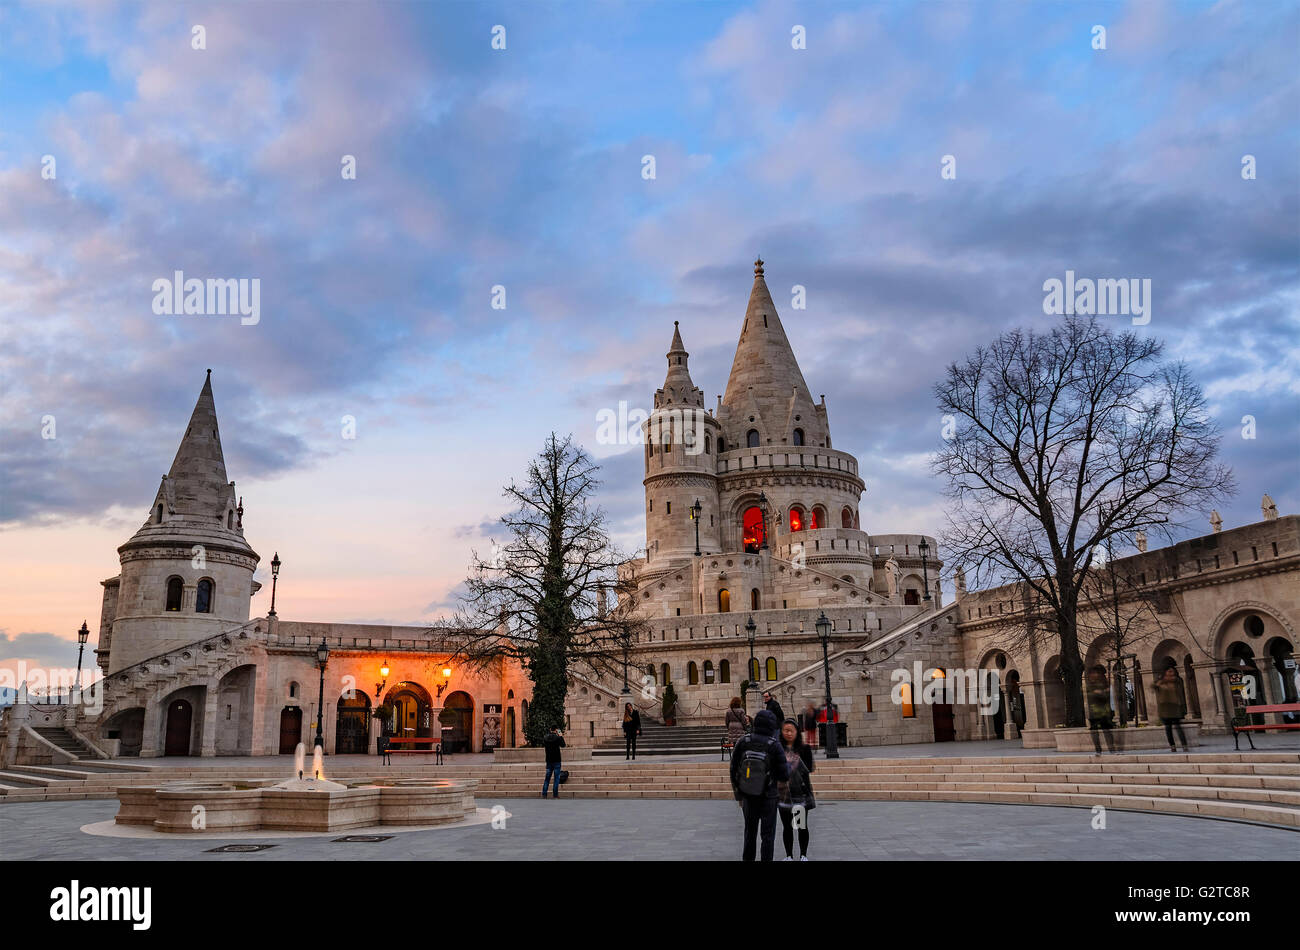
(758, 492), (769, 550)
(919, 539), (932, 601)
(690, 498), (702, 556)
(745, 616), (758, 706)
(75, 621), (89, 703)
(375, 661), (389, 701)
(314, 638), (329, 749)
(815, 611), (839, 759)
(268, 551), (282, 618)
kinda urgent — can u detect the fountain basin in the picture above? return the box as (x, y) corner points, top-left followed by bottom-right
(115, 778), (477, 833)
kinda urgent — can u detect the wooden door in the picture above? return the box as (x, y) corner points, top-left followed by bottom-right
(278, 707), (302, 754)
(164, 699), (192, 756)
(932, 702), (956, 742)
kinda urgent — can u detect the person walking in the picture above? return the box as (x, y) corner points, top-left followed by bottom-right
(622, 702), (642, 760)
(778, 718), (815, 861)
(763, 690), (785, 723)
(725, 696), (750, 746)
(729, 709), (790, 861)
(1087, 666), (1117, 754)
(1156, 665), (1190, 752)
(541, 725), (565, 798)
(800, 702), (819, 748)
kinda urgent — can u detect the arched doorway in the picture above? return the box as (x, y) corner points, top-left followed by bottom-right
(741, 506), (765, 553)
(164, 699), (192, 756)
(505, 706), (516, 748)
(930, 669), (956, 742)
(386, 682), (433, 742)
(335, 691), (371, 755)
(279, 707), (303, 754)
(1228, 644), (1267, 724)
(1266, 637), (1298, 710)
(103, 707), (145, 757)
(443, 691), (474, 753)
(1042, 656), (1066, 728)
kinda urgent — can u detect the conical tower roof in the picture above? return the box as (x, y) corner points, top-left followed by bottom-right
(165, 369), (231, 519)
(719, 259), (825, 447)
(656, 321), (704, 408)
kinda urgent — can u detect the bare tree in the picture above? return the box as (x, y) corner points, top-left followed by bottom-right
(934, 317), (1234, 727)
(440, 433), (645, 745)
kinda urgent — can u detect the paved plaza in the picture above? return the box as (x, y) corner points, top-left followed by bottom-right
(2, 796), (1295, 862)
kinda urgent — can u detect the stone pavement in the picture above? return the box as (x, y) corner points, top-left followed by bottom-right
(2, 797), (1295, 861)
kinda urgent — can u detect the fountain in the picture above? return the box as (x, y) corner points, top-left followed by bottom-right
(114, 742), (476, 833)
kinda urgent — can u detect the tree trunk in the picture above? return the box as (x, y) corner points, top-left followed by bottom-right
(1056, 586), (1087, 727)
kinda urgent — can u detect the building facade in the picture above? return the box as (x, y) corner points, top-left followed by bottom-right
(23, 261), (1297, 760)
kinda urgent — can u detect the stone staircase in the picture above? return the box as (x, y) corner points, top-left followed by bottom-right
(31, 726), (98, 760)
(2, 752), (1296, 828)
(593, 722), (729, 756)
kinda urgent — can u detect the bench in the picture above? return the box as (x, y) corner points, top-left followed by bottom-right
(380, 737), (443, 764)
(1233, 703), (1300, 749)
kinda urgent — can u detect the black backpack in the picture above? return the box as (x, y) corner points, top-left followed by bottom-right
(735, 739), (770, 796)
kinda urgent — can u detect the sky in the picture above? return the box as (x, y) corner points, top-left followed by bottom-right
(1, 0), (1297, 686)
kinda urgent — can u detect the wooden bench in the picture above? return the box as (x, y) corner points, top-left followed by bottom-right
(380, 737), (443, 764)
(1233, 703), (1300, 749)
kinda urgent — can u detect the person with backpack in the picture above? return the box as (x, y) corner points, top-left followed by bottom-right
(541, 726), (565, 798)
(729, 709), (790, 861)
(763, 690), (785, 723)
(622, 702), (642, 760)
(778, 717), (815, 860)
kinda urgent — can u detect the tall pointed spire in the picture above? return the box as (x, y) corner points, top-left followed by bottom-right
(656, 321), (704, 408)
(719, 259), (825, 447)
(164, 369), (233, 520)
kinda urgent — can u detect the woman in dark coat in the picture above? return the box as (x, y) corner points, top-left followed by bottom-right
(778, 718), (815, 860)
(725, 696), (750, 744)
(622, 702), (643, 760)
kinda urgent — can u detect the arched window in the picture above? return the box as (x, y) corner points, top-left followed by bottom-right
(789, 506), (804, 532)
(704, 433), (711, 454)
(227, 510), (234, 529)
(660, 663), (672, 685)
(155, 503), (164, 524)
(750, 588), (761, 610)
(842, 507), (853, 528)
(718, 589), (731, 613)
(646, 664), (657, 685)
(688, 662), (699, 685)
(717, 436), (726, 452)
(703, 661), (715, 684)
(719, 660), (731, 683)
(195, 578), (214, 614)
(765, 657), (778, 681)
(810, 506), (824, 530)
(747, 429), (760, 448)
(289, 681), (298, 698)
(742, 506), (765, 553)
(165, 577), (183, 612)
(749, 657), (761, 682)
(792, 428), (804, 446)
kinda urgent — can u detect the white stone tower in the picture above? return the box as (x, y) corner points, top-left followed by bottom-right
(98, 370), (260, 674)
(643, 321), (722, 562)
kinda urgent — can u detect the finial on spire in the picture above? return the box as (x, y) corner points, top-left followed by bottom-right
(754, 257), (764, 277)
(206, 368), (211, 377)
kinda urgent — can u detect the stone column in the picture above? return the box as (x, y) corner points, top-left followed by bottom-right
(248, 664), (268, 755)
(140, 695), (163, 758)
(199, 683), (219, 757)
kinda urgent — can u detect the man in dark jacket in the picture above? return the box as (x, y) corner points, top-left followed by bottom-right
(542, 726), (565, 798)
(763, 691), (785, 723)
(729, 709), (791, 861)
